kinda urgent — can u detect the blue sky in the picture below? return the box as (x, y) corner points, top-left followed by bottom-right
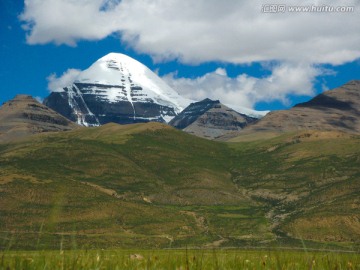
(1, 0), (359, 112)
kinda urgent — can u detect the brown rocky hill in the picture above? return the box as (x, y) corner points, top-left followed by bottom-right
(169, 98), (257, 139)
(226, 80), (360, 141)
(0, 95), (78, 142)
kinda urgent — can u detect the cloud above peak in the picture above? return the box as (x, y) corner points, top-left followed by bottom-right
(20, 0), (120, 46)
(20, 0), (360, 65)
(21, 0), (359, 111)
(163, 63), (321, 109)
(47, 69), (81, 92)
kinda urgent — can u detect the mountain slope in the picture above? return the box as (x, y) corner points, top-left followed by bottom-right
(227, 80), (360, 142)
(170, 98), (257, 139)
(0, 95), (77, 142)
(0, 122), (359, 250)
(44, 53), (192, 126)
(0, 123), (268, 249)
(229, 130), (360, 244)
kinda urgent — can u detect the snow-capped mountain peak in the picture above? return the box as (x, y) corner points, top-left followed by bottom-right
(44, 53), (192, 126)
(44, 52), (267, 127)
(74, 53), (190, 111)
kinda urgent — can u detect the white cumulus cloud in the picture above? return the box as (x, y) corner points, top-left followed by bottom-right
(162, 63), (321, 109)
(47, 69), (81, 92)
(20, 0), (121, 46)
(20, 0), (360, 65)
(20, 0), (360, 109)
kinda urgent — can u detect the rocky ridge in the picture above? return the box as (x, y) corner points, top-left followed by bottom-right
(0, 95), (77, 142)
(226, 80), (360, 141)
(170, 98), (257, 139)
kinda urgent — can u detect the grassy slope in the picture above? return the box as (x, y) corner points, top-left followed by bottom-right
(229, 131), (360, 247)
(0, 123), (269, 250)
(0, 124), (359, 250)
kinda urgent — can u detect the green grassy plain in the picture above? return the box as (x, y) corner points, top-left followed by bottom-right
(1, 249), (359, 270)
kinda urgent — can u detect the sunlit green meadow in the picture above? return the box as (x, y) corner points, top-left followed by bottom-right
(1, 248), (359, 270)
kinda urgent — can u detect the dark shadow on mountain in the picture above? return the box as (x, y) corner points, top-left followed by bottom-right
(295, 94), (353, 110)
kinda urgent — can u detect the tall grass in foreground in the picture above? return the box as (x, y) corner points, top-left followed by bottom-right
(0, 249), (359, 270)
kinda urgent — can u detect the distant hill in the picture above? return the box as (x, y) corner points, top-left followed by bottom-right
(169, 98), (257, 139)
(0, 122), (359, 250)
(0, 95), (77, 142)
(226, 80), (360, 142)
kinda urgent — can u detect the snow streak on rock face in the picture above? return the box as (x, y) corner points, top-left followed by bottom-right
(44, 53), (192, 126)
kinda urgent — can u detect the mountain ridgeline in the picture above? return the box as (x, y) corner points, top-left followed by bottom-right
(227, 80), (360, 141)
(43, 53), (264, 135)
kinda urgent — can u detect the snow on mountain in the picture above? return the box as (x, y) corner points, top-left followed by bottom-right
(44, 52), (267, 127)
(45, 53), (192, 126)
(74, 53), (191, 111)
(224, 104), (269, 119)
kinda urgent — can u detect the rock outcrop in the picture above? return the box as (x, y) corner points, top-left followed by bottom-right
(226, 80), (360, 141)
(170, 98), (257, 139)
(0, 95), (77, 142)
